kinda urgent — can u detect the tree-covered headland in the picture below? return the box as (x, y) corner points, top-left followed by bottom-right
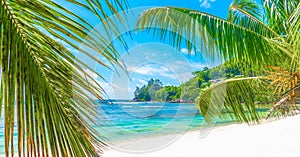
(133, 63), (242, 102)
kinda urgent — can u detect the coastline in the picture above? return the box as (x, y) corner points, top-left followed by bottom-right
(2, 115), (299, 157)
(103, 114), (300, 157)
(104, 121), (239, 153)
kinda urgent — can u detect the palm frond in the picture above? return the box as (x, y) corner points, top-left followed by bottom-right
(137, 7), (287, 72)
(262, 0), (300, 35)
(0, 0), (127, 156)
(228, 0), (279, 37)
(286, 3), (300, 63)
(196, 77), (276, 123)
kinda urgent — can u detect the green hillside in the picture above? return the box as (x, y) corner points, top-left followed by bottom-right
(133, 62), (242, 103)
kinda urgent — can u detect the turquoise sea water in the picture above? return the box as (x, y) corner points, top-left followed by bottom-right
(0, 102), (236, 155)
(95, 102), (236, 142)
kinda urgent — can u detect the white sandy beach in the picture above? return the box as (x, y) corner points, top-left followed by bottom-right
(103, 115), (300, 157)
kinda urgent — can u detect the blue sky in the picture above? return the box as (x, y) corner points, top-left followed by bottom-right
(127, 0), (232, 19)
(56, 0), (233, 99)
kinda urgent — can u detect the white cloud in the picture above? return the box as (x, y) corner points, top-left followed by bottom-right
(180, 48), (189, 54)
(96, 78), (135, 100)
(180, 48), (196, 55)
(199, 0), (216, 8)
(134, 78), (148, 87)
(137, 79), (147, 85)
(173, 61), (206, 71)
(191, 62), (206, 70)
(126, 64), (179, 81)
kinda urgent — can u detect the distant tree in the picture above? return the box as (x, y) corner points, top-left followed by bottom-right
(203, 67), (209, 71)
(134, 78), (163, 101)
(152, 79), (163, 90)
(154, 88), (167, 101)
(134, 87), (140, 99)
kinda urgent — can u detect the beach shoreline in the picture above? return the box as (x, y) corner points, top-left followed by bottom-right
(103, 115), (300, 157)
(1, 115), (299, 157)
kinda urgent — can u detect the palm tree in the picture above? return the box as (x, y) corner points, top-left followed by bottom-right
(137, 0), (300, 123)
(1, 0), (127, 156)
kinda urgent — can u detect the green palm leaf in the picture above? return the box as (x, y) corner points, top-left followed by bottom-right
(1, 0), (127, 156)
(228, 0), (279, 37)
(262, 0), (300, 35)
(196, 77), (275, 123)
(286, 3), (300, 52)
(136, 7), (286, 73)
